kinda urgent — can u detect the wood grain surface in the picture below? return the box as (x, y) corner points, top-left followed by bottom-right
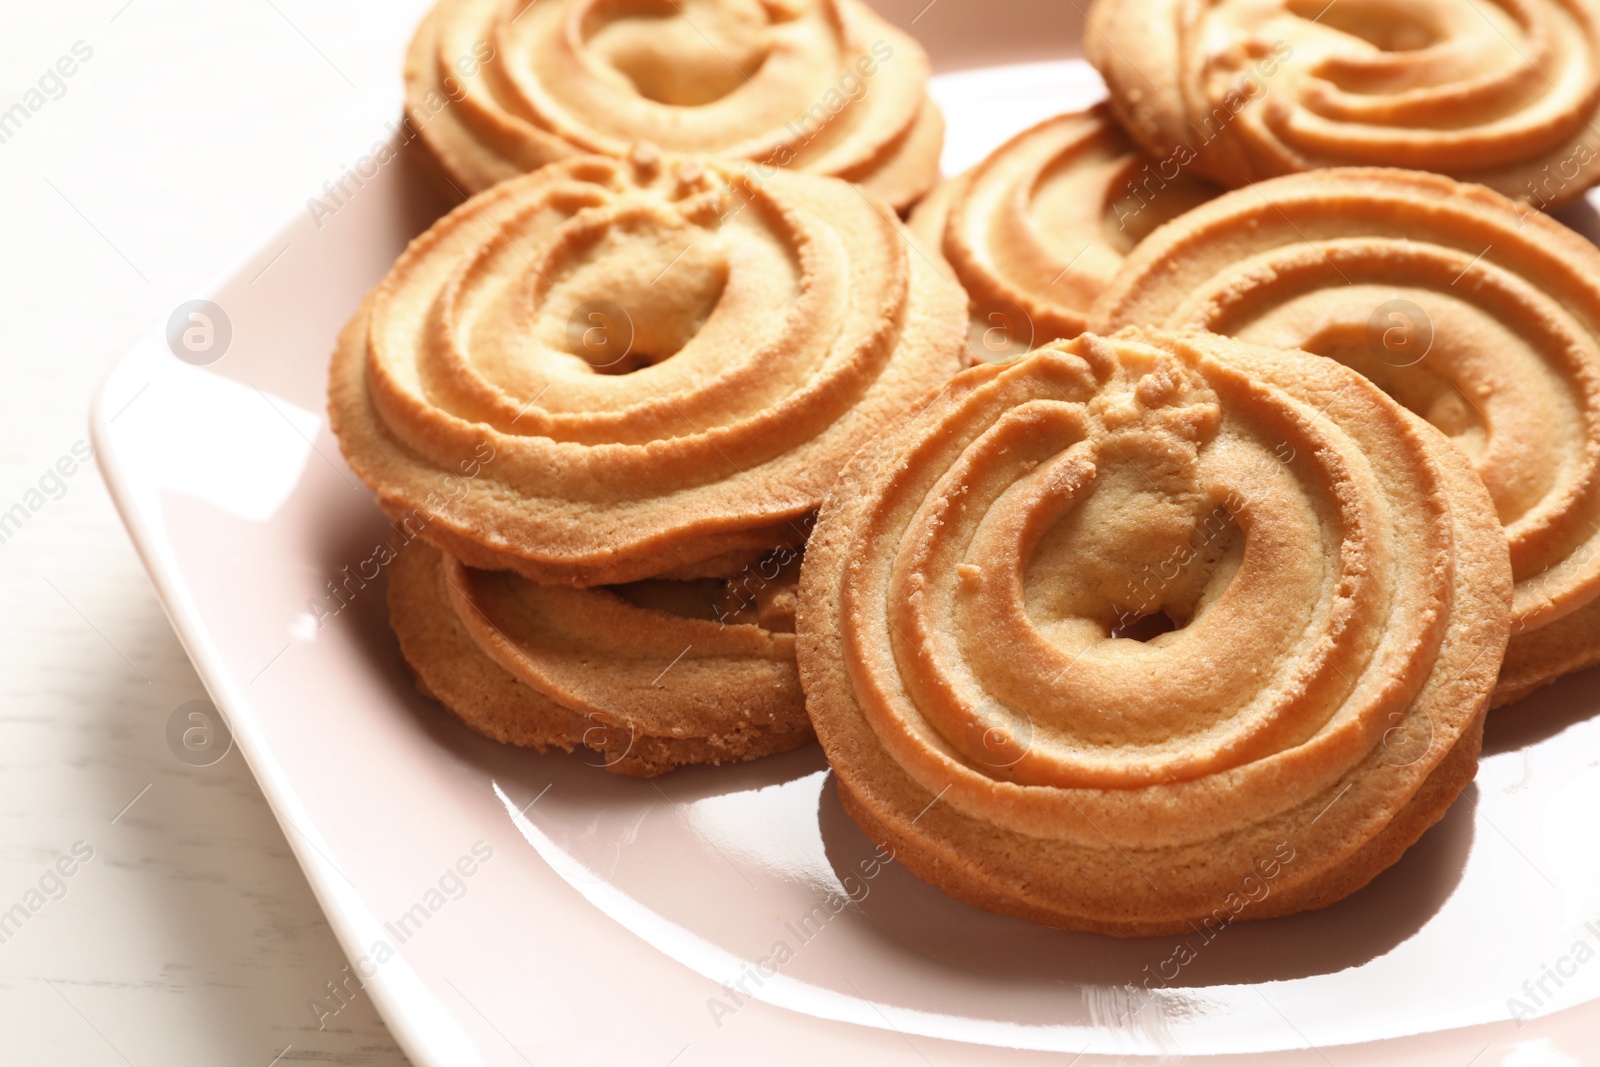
(0, 1), (436, 1061)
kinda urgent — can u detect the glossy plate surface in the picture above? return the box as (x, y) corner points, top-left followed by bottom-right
(92, 6), (1600, 1064)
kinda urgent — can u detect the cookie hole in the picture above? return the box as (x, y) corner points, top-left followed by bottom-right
(585, 0), (771, 107)
(1022, 452), (1246, 649)
(553, 224), (729, 375)
(1110, 609), (1179, 642)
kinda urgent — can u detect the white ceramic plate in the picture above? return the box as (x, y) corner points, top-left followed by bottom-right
(93, 5), (1600, 1064)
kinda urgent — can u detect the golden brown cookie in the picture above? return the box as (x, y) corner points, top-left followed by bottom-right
(1085, 0), (1600, 207)
(908, 106), (1216, 358)
(406, 0), (944, 211)
(329, 152), (967, 587)
(390, 539), (811, 777)
(1092, 168), (1600, 705)
(797, 328), (1510, 936)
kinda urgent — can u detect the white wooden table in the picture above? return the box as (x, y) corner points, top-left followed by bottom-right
(0, 2), (433, 1060)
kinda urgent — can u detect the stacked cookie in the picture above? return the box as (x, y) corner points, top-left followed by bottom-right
(329, 150), (967, 776)
(329, 0), (1600, 934)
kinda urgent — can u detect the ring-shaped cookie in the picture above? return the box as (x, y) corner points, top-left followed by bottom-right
(798, 327), (1510, 935)
(1087, 0), (1600, 207)
(391, 540), (810, 776)
(909, 106), (1217, 358)
(1093, 167), (1600, 704)
(329, 152), (967, 586)
(407, 0), (944, 210)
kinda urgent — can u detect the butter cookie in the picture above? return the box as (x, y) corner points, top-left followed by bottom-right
(406, 0), (943, 210)
(1086, 0), (1600, 207)
(797, 327), (1510, 935)
(329, 152), (967, 587)
(1094, 168), (1600, 704)
(909, 107), (1215, 358)
(391, 540), (810, 776)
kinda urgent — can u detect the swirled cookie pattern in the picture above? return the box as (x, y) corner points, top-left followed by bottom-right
(797, 328), (1509, 935)
(328, 153), (966, 587)
(391, 540), (810, 776)
(1086, 0), (1600, 206)
(1093, 168), (1600, 704)
(406, 0), (943, 210)
(909, 107), (1217, 359)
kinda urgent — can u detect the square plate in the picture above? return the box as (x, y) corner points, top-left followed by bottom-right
(92, 4), (1600, 1063)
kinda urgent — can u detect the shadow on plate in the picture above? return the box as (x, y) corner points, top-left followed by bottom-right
(1553, 197), (1600, 244)
(323, 508), (1475, 999)
(331, 547), (832, 806)
(1483, 662), (1600, 756)
(817, 771), (1475, 989)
